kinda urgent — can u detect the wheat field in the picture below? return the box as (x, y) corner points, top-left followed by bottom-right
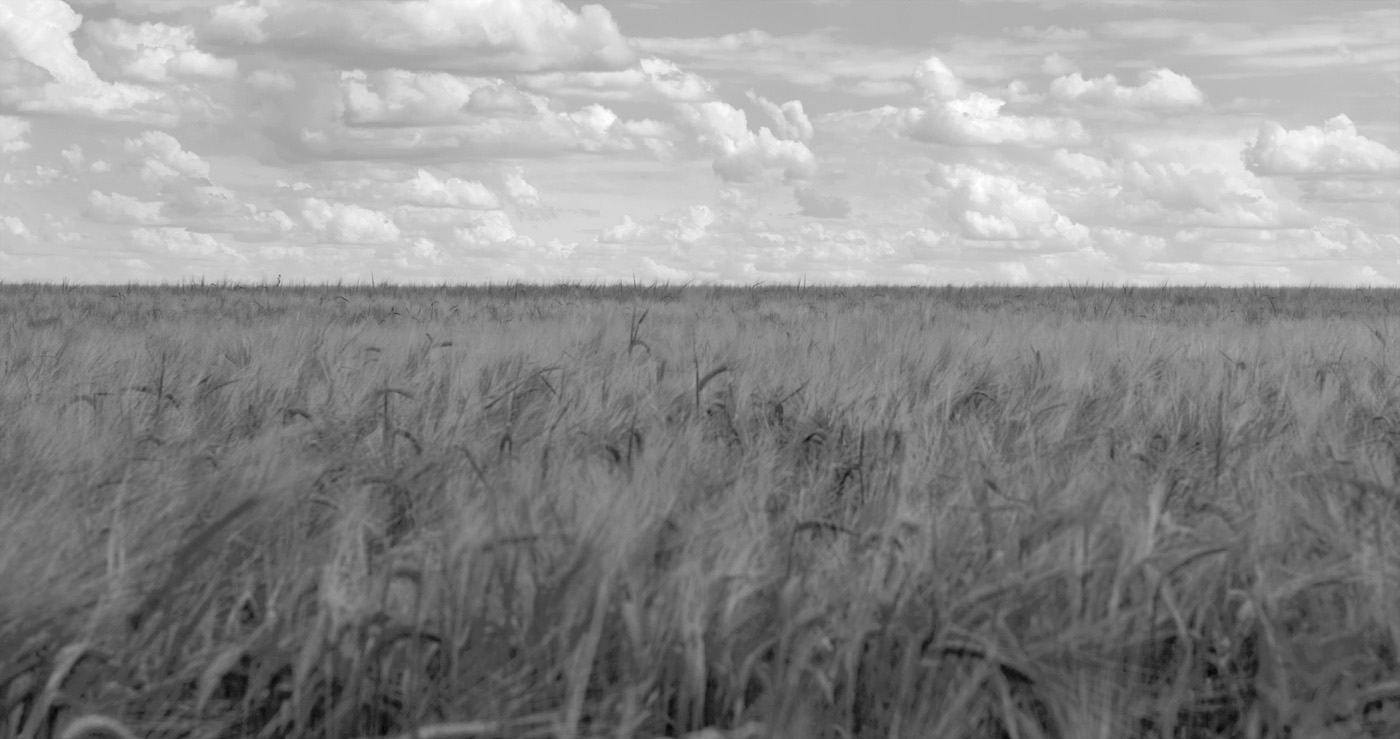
(1, 282), (1397, 739)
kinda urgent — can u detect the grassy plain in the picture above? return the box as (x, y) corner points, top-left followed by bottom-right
(0, 282), (1398, 739)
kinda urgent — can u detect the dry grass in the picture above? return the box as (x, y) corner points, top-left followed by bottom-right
(0, 281), (1397, 738)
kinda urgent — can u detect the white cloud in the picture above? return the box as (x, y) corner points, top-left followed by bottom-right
(234, 208), (298, 242)
(452, 210), (534, 250)
(929, 163), (1090, 244)
(60, 144), (85, 172)
(0, 0), (163, 119)
(521, 56), (715, 102)
(207, 0), (635, 74)
(898, 56), (1086, 147)
(397, 170), (500, 210)
(130, 227), (240, 258)
(794, 185), (852, 218)
(85, 190), (167, 225)
(679, 101), (817, 181)
(599, 214), (653, 244)
(746, 91), (814, 142)
(0, 116), (30, 153)
(81, 19), (237, 83)
(1052, 148), (1114, 181)
(598, 204), (715, 246)
(2, 215), (34, 240)
(1049, 68), (1205, 109)
(124, 130), (210, 183)
(1242, 114), (1400, 176)
(1045, 136), (1313, 230)
(300, 198), (402, 244)
(339, 69), (529, 125)
(503, 168), (543, 210)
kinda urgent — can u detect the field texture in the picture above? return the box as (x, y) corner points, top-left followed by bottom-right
(1, 283), (1398, 739)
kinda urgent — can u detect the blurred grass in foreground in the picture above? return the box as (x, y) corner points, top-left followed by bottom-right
(1, 281), (1397, 739)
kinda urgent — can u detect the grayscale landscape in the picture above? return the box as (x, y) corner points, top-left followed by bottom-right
(1, 0), (1398, 736)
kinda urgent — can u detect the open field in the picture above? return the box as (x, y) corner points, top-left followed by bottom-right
(1, 282), (1398, 739)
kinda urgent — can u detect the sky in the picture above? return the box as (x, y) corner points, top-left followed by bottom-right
(0, 0), (1397, 286)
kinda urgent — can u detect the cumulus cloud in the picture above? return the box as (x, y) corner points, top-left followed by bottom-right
(451, 210), (535, 251)
(60, 145), (85, 172)
(207, 0), (635, 74)
(1058, 137), (1313, 229)
(1049, 68), (1205, 109)
(0, 116), (30, 153)
(898, 56), (1086, 147)
(679, 101), (817, 181)
(396, 170), (500, 210)
(929, 163), (1089, 243)
(599, 214), (653, 244)
(1242, 114), (1400, 175)
(2, 215), (34, 240)
(81, 19), (237, 83)
(233, 208), (298, 242)
(0, 0), (163, 119)
(598, 205), (716, 246)
(503, 168), (543, 210)
(124, 130), (211, 183)
(300, 198), (402, 244)
(85, 190), (167, 225)
(794, 185), (852, 218)
(339, 70), (534, 125)
(746, 91), (814, 142)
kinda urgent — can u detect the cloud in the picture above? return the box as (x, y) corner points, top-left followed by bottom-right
(679, 101), (817, 181)
(207, 0), (635, 74)
(930, 163), (1090, 244)
(521, 57), (715, 102)
(503, 168), (543, 210)
(1242, 114), (1400, 176)
(1099, 9), (1400, 73)
(746, 91), (814, 142)
(2, 215), (34, 240)
(599, 214), (653, 244)
(60, 144), (85, 172)
(1042, 133), (1319, 231)
(1299, 178), (1400, 203)
(85, 190), (167, 225)
(300, 198), (401, 244)
(0, 0), (164, 119)
(130, 226), (241, 258)
(1040, 53), (1079, 76)
(1049, 68), (1205, 109)
(124, 130), (211, 183)
(451, 210), (535, 251)
(598, 205), (716, 245)
(287, 68), (672, 160)
(396, 170), (500, 210)
(81, 19), (237, 83)
(794, 185), (852, 218)
(0, 116), (30, 153)
(898, 57), (1086, 147)
(339, 69), (537, 125)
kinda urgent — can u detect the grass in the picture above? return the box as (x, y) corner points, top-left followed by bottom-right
(0, 280), (1397, 738)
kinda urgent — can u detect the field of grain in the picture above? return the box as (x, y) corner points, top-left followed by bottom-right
(1, 282), (1397, 739)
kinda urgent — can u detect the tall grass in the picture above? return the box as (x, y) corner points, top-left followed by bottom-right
(1, 282), (1397, 738)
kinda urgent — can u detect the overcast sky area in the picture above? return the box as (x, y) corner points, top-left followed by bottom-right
(1, 0), (1398, 285)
